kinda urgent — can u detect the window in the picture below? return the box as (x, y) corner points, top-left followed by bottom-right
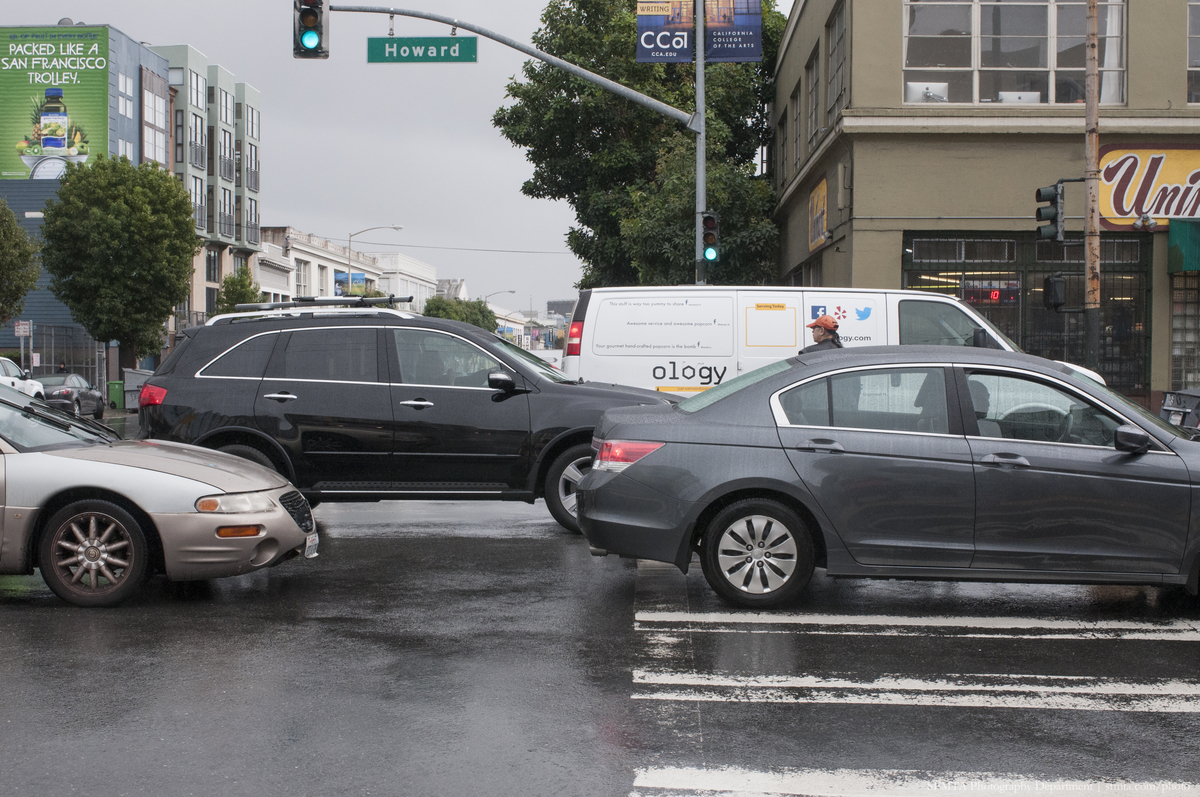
(141, 70), (169, 166)
(903, 0), (1126, 104)
(200, 334), (277, 378)
(393, 330), (502, 388)
(246, 105), (261, 140)
(780, 368), (949, 434)
(296, 260), (310, 297)
(805, 51), (820, 148)
(898, 300), (988, 347)
(966, 371), (1119, 446)
(318, 265), (328, 296)
(827, 4), (846, 126)
(776, 117), (788, 184)
(1191, 3), (1200, 102)
(117, 73), (135, 119)
(791, 81), (803, 169)
(219, 89), (234, 125)
(205, 286), (218, 314)
(206, 249), (220, 283)
(189, 69), (206, 110)
(282, 329), (379, 383)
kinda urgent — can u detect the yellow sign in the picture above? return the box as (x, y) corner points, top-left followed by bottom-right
(637, 2), (673, 15)
(808, 178), (828, 252)
(1100, 145), (1200, 230)
(755, 303), (786, 311)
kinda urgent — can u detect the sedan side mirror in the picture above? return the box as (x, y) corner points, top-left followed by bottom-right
(488, 371), (516, 392)
(1114, 424), (1150, 454)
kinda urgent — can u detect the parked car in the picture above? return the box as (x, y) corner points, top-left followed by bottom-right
(37, 372), (106, 419)
(0, 389), (317, 607)
(578, 346), (1200, 609)
(137, 299), (672, 532)
(0, 356), (43, 400)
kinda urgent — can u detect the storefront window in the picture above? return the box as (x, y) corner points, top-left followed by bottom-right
(1171, 274), (1200, 390)
(903, 0), (1126, 105)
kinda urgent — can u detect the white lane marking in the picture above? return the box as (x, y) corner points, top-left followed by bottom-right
(634, 611), (1200, 640)
(631, 766), (1200, 796)
(632, 670), (1200, 712)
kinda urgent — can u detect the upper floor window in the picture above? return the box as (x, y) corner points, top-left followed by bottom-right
(903, 0), (1125, 105)
(246, 105), (261, 140)
(189, 69), (206, 110)
(827, 4), (846, 126)
(805, 50), (820, 148)
(1190, 3), (1200, 102)
(791, 82), (803, 171)
(219, 89), (234, 125)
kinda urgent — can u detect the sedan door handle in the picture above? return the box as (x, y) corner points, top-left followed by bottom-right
(399, 400), (435, 410)
(979, 453), (1031, 468)
(796, 439), (845, 454)
(263, 392), (298, 402)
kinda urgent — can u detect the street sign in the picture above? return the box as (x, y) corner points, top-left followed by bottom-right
(13, 321), (30, 337)
(367, 37), (477, 63)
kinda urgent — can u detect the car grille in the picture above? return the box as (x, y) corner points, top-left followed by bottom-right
(279, 490), (314, 533)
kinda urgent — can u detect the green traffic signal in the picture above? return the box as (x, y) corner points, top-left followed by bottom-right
(701, 212), (719, 262)
(294, 0), (329, 59)
(1035, 183), (1063, 242)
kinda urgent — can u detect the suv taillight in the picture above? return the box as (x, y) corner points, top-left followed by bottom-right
(139, 384), (167, 407)
(566, 320), (583, 357)
(593, 439), (663, 472)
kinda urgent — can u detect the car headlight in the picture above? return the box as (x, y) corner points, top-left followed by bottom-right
(195, 492), (276, 514)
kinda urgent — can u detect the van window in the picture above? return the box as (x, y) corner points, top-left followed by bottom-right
(898, 300), (984, 347)
(393, 329), (502, 387)
(281, 328), (379, 383)
(200, 333), (277, 378)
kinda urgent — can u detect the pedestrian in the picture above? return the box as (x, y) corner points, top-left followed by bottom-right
(56, 361), (67, 373)
(800, 315), (844, 353)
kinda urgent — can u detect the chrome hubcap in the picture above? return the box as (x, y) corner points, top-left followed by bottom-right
(557, 455), (592, 518)
(716, 514), (798, 594)
(52, 513), (132, 591)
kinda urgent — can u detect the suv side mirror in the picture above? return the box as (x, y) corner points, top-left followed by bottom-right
(488, 371), (516, 392)
(1114, 424), (1150, 454)
(22, 370), (32, 381)
(971, 327), (1000, 349)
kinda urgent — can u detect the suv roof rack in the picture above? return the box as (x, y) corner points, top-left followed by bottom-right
(233, 295), (413, 312)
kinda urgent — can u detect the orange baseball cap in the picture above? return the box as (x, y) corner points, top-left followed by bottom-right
(806, 314), (839, 331)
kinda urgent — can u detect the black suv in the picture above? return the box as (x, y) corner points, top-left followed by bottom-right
(138, 300), (671, 531)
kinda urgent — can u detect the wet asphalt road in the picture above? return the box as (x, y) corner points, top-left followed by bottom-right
(3, 498), (1200, 796)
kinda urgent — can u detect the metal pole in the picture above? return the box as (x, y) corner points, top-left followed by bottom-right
(694, 0), (706, 285)
(1084, 0), (1101, 371)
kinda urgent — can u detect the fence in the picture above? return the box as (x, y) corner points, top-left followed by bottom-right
(24, 324), (106, 389)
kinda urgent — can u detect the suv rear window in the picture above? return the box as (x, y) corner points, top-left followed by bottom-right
(200, 333), (278, 378)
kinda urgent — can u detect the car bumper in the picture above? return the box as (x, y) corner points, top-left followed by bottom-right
(577, 470), (695, 570)
(152, 487), (316, 581)
(43, 398), (73, 412)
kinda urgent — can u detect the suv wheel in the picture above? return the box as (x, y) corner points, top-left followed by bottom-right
(544, 442), (593, 533)
(218, 443), (276, 472)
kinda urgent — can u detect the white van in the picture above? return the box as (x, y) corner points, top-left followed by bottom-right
(562, 286), (1093, 395)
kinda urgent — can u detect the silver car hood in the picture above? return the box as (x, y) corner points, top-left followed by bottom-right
(43, 440), (289, 493)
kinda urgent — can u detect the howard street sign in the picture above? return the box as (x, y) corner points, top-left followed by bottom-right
(367, 37), (477, 63)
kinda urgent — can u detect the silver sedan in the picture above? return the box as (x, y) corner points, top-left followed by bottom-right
(0, 390), (317, 607)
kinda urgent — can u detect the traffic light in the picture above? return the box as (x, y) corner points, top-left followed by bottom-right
(1035, 182), (1064, 242)
(294, 0), (329, 59)
(701, 212), (719, 262)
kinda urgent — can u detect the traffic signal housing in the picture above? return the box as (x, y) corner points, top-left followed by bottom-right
(701, 212), (719, 262)
(1035, 182), (1064, 242)
(294, 0), (330, 59)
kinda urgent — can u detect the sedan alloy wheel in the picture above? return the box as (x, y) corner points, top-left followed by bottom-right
(700, 499), (814, 608)
(39, 500), (148, 607)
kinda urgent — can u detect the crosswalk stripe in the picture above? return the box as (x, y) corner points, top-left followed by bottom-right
(632, 669), (1200, 712)
(630, 766), (1200, 796)
(635, 611), (1200, 641)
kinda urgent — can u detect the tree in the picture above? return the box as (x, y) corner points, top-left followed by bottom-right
(493, 0), (786, 288)
(213, 265), (263, 315)
(0, 199), (40, 325)
(422, 297), (498, 331)
(40, 156), (200, 369)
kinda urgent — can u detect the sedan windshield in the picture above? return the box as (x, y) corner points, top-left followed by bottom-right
(486, 336), (571, 383)
(0, 399), (110, 452)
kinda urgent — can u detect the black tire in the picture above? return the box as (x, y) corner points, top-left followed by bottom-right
(218, 443), (276, 471)
(92, 399), (104, 420)
(544, 442), (594, 533)
(699, 498), (815, 609)
(72, 400), (81, 419)
(39, 500), (148, 607)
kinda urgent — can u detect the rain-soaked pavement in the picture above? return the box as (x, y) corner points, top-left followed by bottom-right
(2, 497), (1200, 796)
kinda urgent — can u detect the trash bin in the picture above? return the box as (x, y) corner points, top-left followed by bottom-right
(122, 368), (153, 412)
(107, 381), (124, 410)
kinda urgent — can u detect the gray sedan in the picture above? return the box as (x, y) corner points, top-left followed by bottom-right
(0, 391), (317, 607)
(578, 347), (1200, 609)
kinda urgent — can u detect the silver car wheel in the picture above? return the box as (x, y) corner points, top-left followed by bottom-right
(556, 453), (592, 518)
(715, 514), (799, 594)
(40, 503), (147, 607)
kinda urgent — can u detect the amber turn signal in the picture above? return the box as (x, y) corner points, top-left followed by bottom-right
(216, 525), (263, 538)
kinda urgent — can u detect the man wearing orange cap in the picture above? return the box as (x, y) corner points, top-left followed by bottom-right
(801, 314), (844, 353)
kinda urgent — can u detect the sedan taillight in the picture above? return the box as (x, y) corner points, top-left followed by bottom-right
(139, 384), (167, 407)
(593, 439), (664, 472)
(51, 388), (71, 397)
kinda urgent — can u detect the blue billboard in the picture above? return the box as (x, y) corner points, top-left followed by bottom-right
(636, 1), (761, 64)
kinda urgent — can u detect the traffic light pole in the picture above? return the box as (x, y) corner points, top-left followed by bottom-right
(694, 0), (707, 285)
(1084, 0), (1101, 372)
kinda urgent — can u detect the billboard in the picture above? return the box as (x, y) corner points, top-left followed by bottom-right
(0, 26), (108, 181)
(636, 1), (761, 64)
(334, 272), (368, 296)
(1099, 145), (1200, 231)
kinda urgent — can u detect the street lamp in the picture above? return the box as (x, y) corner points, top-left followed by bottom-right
(484, 289), (516, 304)
(343, 225), (402, 295)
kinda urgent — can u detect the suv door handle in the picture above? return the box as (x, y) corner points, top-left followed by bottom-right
(796, 439), (845, 453)
(263, 392), (298, 402)
(979, 453), (1031, 468)
(399, 400), (435, 409)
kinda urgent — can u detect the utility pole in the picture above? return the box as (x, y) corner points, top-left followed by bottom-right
(694, 0), (707, 285)
(1084, 0), (1101, 371)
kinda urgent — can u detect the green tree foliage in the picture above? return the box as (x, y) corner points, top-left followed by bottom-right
(213, 265), (263, 315)
(40, 156), (200, 366)
(422, 297), (498, 331)
(0, 199), (40, 325)
(493, 0), (785, 287)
